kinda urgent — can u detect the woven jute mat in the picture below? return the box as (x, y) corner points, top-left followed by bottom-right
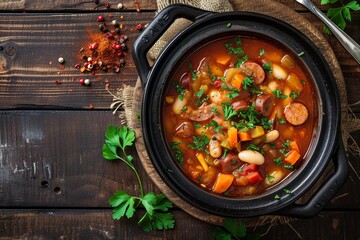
(110, 0), (360, 229)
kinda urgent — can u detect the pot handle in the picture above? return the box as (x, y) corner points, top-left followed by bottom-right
(279, 138), (348, 218)
(132, 4), (210, 86)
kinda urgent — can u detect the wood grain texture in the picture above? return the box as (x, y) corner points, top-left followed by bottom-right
(0, 209), (359, 239)
(0, 0), (157, 11)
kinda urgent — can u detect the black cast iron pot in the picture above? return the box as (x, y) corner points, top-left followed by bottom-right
(132, 4), (348, 218)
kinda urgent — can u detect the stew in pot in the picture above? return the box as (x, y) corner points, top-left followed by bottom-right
(162, 36), (318, 197)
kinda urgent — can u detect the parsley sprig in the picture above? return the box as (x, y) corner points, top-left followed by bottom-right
(102, 125), (175, 231)
(321, 0), (360, 34)
(211, 218), (260, 240)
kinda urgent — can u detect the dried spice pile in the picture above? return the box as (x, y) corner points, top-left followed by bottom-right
(75, 14), (129, 79)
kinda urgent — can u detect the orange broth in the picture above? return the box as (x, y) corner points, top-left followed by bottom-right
(162, 36), (317, 197)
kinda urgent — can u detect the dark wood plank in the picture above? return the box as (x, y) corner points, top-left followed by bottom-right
(0, 209), (359, 239)
(0, 0), (331, 12)
(0, 12), (358, 110)
(0, 110), (359, 210)
(0, 0), (157, 11)
(0, 12), (154, 109)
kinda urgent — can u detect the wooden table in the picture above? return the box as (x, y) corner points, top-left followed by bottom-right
(0, 0), (359, 239)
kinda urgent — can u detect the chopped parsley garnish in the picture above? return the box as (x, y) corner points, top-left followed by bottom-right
(206, 66), (217, 81)
(227, 92), (239, 100)
(188, 135), (210, 151)
(196, 89), (204, 98)
(283, 164), (294, 169)
(170, 142), (184, 164)
(222, 149), (229, 158)
(247, 144), (260, 151)
(197, 173), (202, 182)
(297, 52), (304, 57)
(274, 194), (281, 200)
(226, 22), (232, 28)
(279, 148), (289, 157)
(301, 79), (306, 85)
(272, 89), (287, 99)
(222, 102), (237, 120)
(269, 142), (276, 148)
(242, 76), (253, 90)
(224, 37), (246, 58)
(175, 84), (186, 101)
(195, 96), (209, 106)
(282, 140), (291, 149)
(193, 122), (201, 129)
(192, 71), (198, 79)
(211, 106), (219, 116)
(262, 62), (272, 73)
(279, 118), (286, 124)
(181, 106), (188, 112)
(290, 91), (299, 99)
(274, 157), (282, 166)
(234, 55), (249, 68)
(261, 117), (273, 130)
(283, 188), (292, 194)
(238, 167), (244, 173)
(259, 49), (265, 56)
(266, 174), (275, 183)
(206, 120), (223, 133)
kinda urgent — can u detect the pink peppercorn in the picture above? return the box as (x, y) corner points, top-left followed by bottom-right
(79, 78), (85, 85)
(97, 15), (105, 22)
(136, 24), (142, 30)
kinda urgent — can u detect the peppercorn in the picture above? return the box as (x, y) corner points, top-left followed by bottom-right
(82, 54), (87, 60)
(113, 44), (121, 50)
(74, 63), (80, 69)
(88, 42), (98, 50)
(111, 20), (118, 26)
(79, 78), (85, 85)
(102, 67), (108, 72)
(99, 24), (108, 32)
(113, 66), (120, 73)
(114, 28), (121, 34)
(119, 58), (125, 67)
(97, 15), (105, 22)
(117, 3), (123, 9)
(120, 43), (127, 51)
(136, 24), (142, 30)
(58, 57), (65, 64)
(84, 79), (91, 85)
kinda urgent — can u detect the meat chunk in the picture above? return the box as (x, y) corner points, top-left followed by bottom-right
(174, 121), (195, 138)
(284, 102), (309, 126)
(241, 61), (265, 85)
(219, 152), (242, 173)
(255, 94), (275, 117)
(185, 103), (215, 122)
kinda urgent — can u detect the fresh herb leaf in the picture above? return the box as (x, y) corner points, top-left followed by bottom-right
(235, 55), (249, 68)
(196, 89), (204, 98)
(280, 148), (289, 157)
(211, 106), (220, 116)
(226, 22), (232, 28)
(175, 84), (186, 101)
(274, 194), (281, 200)
(283, 188), (292, 194)
(272, 89), (287, 99)
(261, 117), (273, 130)
(282, 140), (291, 149)
(279, 118), (286, 124)
(188, 135), (210, 151)
(266, 174), (275, 183)
(222, 149), (229, 158)
(194, 122), (201, 129)
(297, 52), (305, 57)
(247, 144), (260, 151)
(102, 126), (175, 232)
(269, 142), (276, 148)
(181, 106), (188, 112)
(290, 91), (299, 99)
(274, 157), (282, 166)
(263, 62), (272, 73)
(259, 49), (265, 56)
(207, 120), (223, 133)
(170, 142), (184, 164)
(323, 0), (360, 34)
(242, 76), (253, 90)
(227, 91), (239, 100)
(222, 102), (237, 120)
(283, 164), (294, 169)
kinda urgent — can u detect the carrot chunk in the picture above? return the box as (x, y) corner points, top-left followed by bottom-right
(231, 73), (245, 89)
(227, 127), (238, 148)
(290, 140), (300, 153)
(212, 173), (234, 193)
(196, 153), (209, 172)
(216, 55), (232, 66)
(285, 150), (301, 165)
(238, 131), (252, 141)
(246, 171), (263, 184)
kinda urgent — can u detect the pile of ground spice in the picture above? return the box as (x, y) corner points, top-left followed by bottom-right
(75, 14), (129, 78)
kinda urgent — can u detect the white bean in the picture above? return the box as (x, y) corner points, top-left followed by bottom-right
(272, 63), (288, 80)
(265, 130), (280, 143)
(238, 150), (265, 165)
(209, 139), (222, 158)
(172, 91), (190, 114)
(209, 89), (222, 104)
(265, 170), (283, 185)
(268, 80), (279, 92)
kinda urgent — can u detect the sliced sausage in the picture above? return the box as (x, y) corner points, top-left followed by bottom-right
(180, 72), (191, 90)
(174, 121), (195, 138)
(241, 61), (265, 85)
(185, 103), (215, 122)
(284, 102), (309, 126)
(255, 94), (275, 117)
(232, 100), (249, 111)
(219, 152), (242, 173)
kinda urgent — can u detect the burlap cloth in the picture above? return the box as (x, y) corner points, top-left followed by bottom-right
(109, 0), (360, 231)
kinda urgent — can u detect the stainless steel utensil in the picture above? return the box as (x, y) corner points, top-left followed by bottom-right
(297, 0), (360, 64)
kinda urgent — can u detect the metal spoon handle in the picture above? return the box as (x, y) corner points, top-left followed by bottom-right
(297, 0), (360, 64)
